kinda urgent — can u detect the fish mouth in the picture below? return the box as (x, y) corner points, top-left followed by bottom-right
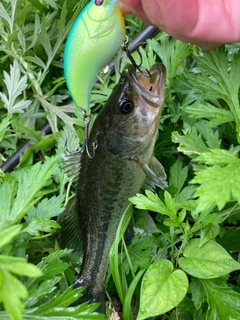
(128, 63), (166, 107)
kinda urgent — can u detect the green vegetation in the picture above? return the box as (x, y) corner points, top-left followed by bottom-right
(0, 1), (240, 319)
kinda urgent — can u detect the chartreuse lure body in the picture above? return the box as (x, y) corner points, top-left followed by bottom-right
(64, 0), (126, 109)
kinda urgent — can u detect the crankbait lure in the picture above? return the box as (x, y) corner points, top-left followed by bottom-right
(64, 0), (126, 110)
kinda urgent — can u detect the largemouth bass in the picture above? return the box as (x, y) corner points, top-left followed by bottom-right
(64, 0), (125, 109)
(58, 63), (167, 313)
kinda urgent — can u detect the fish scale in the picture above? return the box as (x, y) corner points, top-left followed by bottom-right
(58, 63), (167, 314)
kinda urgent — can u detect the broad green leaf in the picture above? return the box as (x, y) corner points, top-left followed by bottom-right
(179, 239), (240, 278)
(137, 259), (188, 319)
(0, 225), (22, 248)
(201, 279), (240, 320)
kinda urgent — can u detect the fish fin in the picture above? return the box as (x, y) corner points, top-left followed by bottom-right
(64, 152), (82, 185)
(56, 197), (83, 266)
(133, 156), (168, 189)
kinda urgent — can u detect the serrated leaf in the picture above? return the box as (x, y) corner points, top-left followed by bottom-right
(201, 279), (240, 320)
(191, 162), (240, 211)
(0, 156), (59, 231)
(172, 128), (208, 156)
(23, 218), (60, 237)
(129, 190), (169, 216)
(182, 102), (234, 126)
(194, 148), (240, 165)
(179, 239), (240, 279)
(137, 259), (188, 319)
(129, 190), (176, 219)
(0, 60), (31, 114)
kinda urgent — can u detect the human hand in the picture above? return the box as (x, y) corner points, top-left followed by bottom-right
(120, 0), (240, 49)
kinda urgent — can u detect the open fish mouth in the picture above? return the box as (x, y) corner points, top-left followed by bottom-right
(128, 63), (166, 107)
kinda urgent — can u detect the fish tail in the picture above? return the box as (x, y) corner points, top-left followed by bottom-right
(73, 278), (106, 313)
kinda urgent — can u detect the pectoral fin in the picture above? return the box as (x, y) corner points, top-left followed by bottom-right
(132, 156), (168, 189)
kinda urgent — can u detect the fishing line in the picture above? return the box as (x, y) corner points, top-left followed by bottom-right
(0, 26), (159, 172)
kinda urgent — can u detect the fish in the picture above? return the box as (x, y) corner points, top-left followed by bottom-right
(58, 62), (167, 314)
(63, 0), (126, 110)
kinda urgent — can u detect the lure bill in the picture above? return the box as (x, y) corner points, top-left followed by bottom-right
(63, 0), (126, 110)
(58, 62), (167, 313)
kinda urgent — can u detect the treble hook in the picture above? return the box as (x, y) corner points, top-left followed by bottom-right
(66, 108), (97, 159)
(121, 36), (152, 78)
(80, 108), (97, 159)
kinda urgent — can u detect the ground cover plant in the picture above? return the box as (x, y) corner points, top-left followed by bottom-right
(0, 0), (240, 319)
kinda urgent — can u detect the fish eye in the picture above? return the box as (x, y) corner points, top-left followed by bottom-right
(94, 0), (104, 5)
(119, 99), (134, 114)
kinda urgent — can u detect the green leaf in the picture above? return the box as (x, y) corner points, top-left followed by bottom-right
(194, 148), (240, 165)
(0, 225), (22, 248)
(179, 239), (240, 278)
(0, 155), (59, 231)
(36, 249), (71, 280)
(0, 268), (27, 320)
(129, 190), (176, 218)
(0, 256), (42, 277)
(24, 287), (105, 319)
(24, 277), (61, 308)
(169, 160), (188, 194)
(200, 223), (220, 247)
(121, 233), (157, 274)
(23, 218), (60, 237)
(25, 195), (65, 223)
(201, 279), (240, 320)
(0, 59), (31, 114)
(188, 47), (240, 141)
(172, 127), (208, 156)
(137, 259), (188, 319)
(0, 115), (12, 142)
(191, 160), (240, 212)
(188, 278), (205, 310)
(182, 102), (234, 126)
